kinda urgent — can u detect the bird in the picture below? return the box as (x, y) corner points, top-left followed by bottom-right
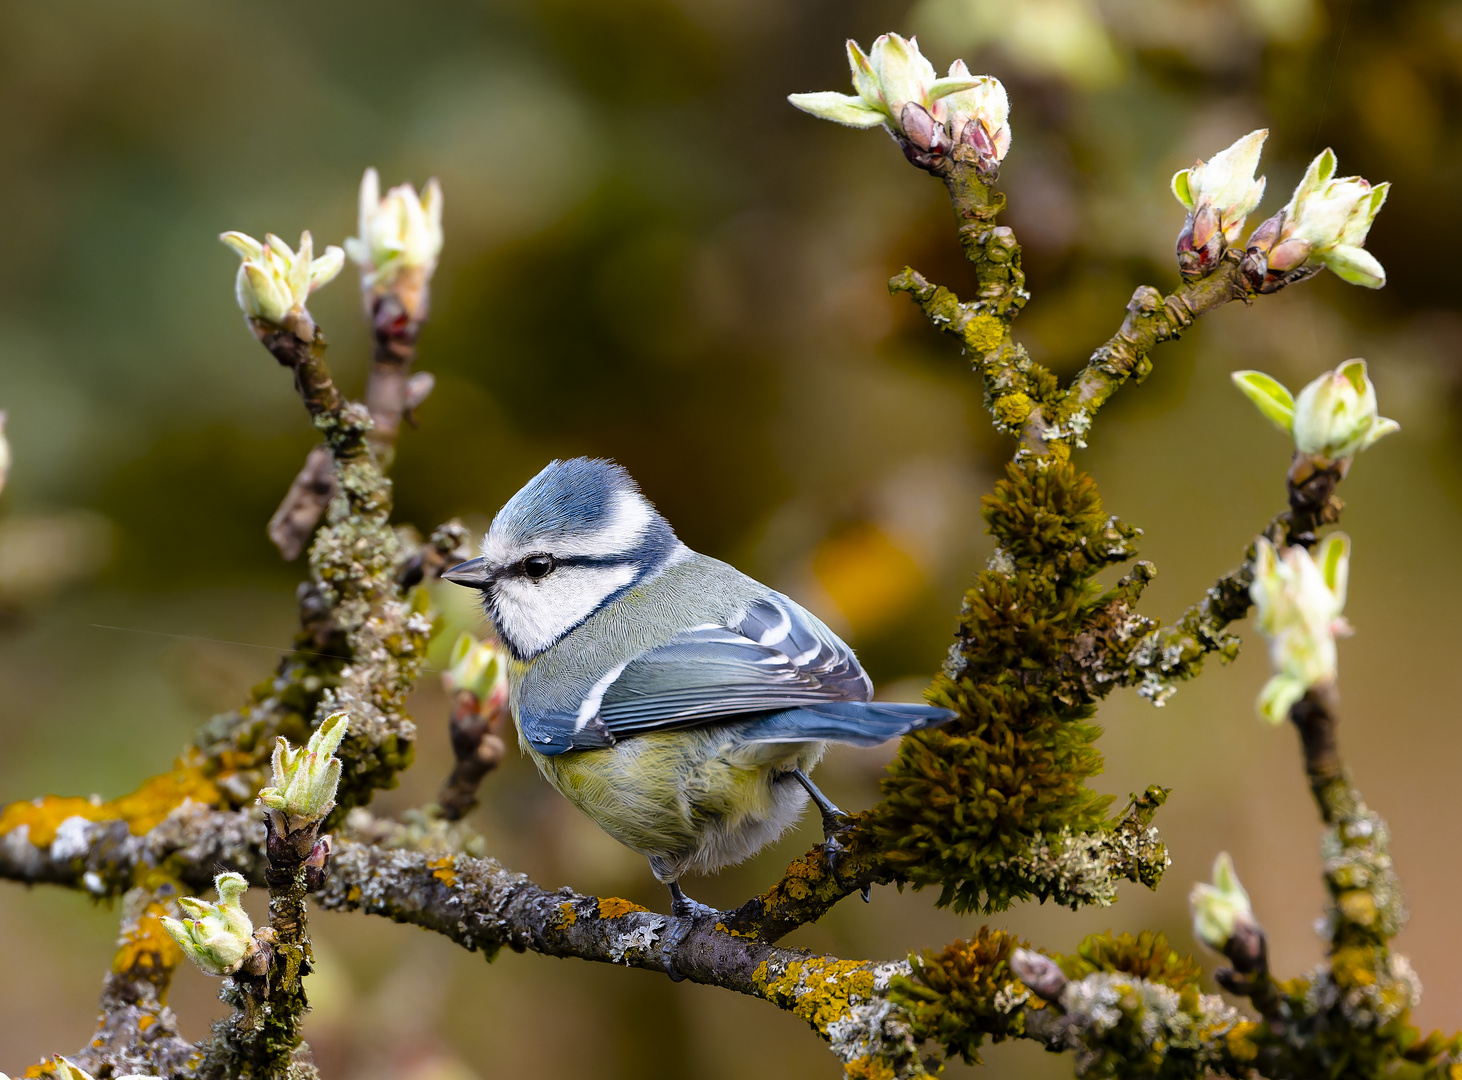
(442, 457), (955, 922)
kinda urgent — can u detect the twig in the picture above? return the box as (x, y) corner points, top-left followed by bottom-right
(267, 444), (338, 561)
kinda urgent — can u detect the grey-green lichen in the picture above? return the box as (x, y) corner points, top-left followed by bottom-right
(996, 819), (1169, 910)
(756, 956), (927, 1079)
(1025, 971), (1245, 1079)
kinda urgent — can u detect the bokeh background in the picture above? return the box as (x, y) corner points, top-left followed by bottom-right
(0, 0), (1458, 1076)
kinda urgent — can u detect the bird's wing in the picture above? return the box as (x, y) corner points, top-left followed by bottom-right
(515, 594), (872, 755)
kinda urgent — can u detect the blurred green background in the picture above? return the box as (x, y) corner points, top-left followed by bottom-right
(1, 0), (1460, 1076)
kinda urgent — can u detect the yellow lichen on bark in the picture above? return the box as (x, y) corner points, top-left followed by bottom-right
(113, 900), (184, 980)
(843, 1056), (897, 1080)
(963, 313), (1004, 355)
(757, 957), (877, 1033)
(597, 896), (648, 919)
(428, 856), (458, 886)
(0, 763), (223, 845)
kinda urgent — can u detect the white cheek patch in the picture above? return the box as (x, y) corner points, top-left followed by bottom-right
(493, 563), (638, 657)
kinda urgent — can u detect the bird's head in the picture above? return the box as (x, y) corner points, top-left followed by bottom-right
(443, 458), (681, 659)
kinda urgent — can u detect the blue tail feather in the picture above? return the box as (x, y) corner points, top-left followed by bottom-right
(732, 700), (956, 747)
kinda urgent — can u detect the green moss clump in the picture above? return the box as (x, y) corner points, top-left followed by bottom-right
(1058, 930), (1203, 993)
(872, 458), (1150, 912)
(890, 927), (1029, 1065)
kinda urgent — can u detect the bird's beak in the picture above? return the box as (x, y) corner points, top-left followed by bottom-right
(442, 557), (493, 589)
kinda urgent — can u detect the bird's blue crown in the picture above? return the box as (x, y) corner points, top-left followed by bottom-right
(490, 457), (678, 567)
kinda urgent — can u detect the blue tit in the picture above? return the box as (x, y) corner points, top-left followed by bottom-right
(443, 457), (954, 918)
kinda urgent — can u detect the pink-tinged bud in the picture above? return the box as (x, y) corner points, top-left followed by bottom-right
(899, 102), (953, 169)
(1242, 149), (1389, 293)
(1177, 202), (1224, 278)
(1267, 237), (1312, 273)
(303, 833), (333, 891)
(788, 37), (1005, 176)
(1171, 130), (1267, 280)
(1010, 948), (1068, 1000)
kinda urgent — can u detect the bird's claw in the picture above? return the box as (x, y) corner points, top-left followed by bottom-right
(819, 811), (854, 877)
(670, 894), (721, 921)
(664, 883), (721, 982)
(821, 831), (846, 876)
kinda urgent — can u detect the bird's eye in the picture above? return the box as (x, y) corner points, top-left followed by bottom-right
(522, 554), (554, 580)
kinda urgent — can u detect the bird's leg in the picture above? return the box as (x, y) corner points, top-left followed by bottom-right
(667, 880), (719, 921)
(662, 879), (720, 983)
(790, 767), (856, 879)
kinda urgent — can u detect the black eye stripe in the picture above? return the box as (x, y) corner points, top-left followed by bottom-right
(503, 554), (638, 576)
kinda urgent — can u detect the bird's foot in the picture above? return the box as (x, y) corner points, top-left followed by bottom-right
(664, 881), (721, 982)
(668, 879), (720, 921)
(817, 800), (859, 877)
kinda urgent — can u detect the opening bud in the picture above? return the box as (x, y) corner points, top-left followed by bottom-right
(344, 168), (444, 303)
(788, 35), (1007, 174)
(1232, 361), (1398, 465)
(444, 631), (508, 709)
(1172, 129), (1267, 279)
(1190, 852), (1259, 953)
(1249, 534), (1351, 723)
(219, 230), (344, 340)
(1242, 148), (1388, 293)
(159, 871), (255, 976)
(258, 711), (349, 829)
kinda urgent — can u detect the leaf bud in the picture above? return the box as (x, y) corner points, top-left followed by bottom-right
(444, 631), (508, 709)
(1009, 947), (1068, 1000)
(1190, 852), (1260, 953)
(344, 167), (444, 297)
(159, 871), (255, 976)
(788, 35), (1006, 174)
(1249, 534), (1351, 723)
(258, 712), (349, 829)
(1232, 360), (1398, 463)
(1171, 129), (1267, 279)
(1242, 148), (1388, 293)
(219, 230), (344, 339)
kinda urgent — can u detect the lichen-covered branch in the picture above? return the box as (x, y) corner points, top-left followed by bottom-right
(0, 799), (263, 896)
(67, 884), (200, 1078)
(1057, 254), (1250, 439)
(319, 838), (937, 1077)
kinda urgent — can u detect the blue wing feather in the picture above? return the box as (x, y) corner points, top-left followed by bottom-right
(728, 701), (956, 746)
(597, 596), (870, 735)
(517, 593), (953, 756)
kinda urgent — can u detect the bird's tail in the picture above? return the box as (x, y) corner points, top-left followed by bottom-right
(732, 700), (956, 747)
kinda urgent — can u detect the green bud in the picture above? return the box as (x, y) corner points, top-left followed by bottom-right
(788, 34), (1003, 172)
(1232, 360), (1397, 463)
(1292, 359), (1399, 460)
(344, 167), (444, 294)
(159, 871), (254, 976)
(1190, 852), (1255, 952)
(1243, 148), (1389, 292)
(220, 229), (344, 332)
(1172, 129), (1267, 279)
(444, 631), (507, 705)
(258, 712), (348, 827)
(1249, 535), (1350, 723)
